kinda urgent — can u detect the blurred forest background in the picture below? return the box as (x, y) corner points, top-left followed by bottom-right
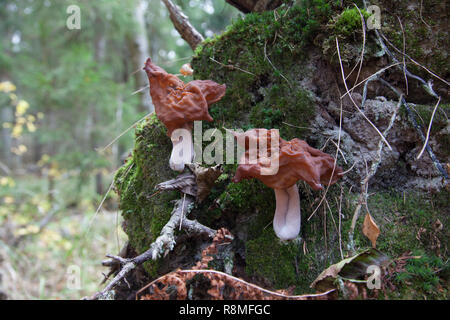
(0, 0), (240, 299)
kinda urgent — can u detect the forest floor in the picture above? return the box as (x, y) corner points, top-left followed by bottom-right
(0, 174), (126, 299)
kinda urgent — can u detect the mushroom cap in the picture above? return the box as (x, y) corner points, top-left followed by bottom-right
(232, 129), (343, 190)
(144, 58), (226, 136)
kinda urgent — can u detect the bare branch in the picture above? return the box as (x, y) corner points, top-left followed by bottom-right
(90, 193), (216, 299)
(348, 96), (402, 253)
(161, 0), (204, 51)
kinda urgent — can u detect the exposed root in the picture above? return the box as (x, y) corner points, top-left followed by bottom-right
(89, 194), (216, 300)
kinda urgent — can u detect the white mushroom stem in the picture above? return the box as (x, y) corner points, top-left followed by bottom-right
(169, 128), (194, 172)
(273, 184), (301, 240)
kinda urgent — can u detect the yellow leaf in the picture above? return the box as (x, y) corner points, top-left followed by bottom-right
(15, 224), (40, 237)
(12, 124), (23, 138)
(37, 154), (50, 167)
(0, 177), (15, 187)
(16, 100), (29, 116)
(18, 144), (27, 153)
(363, 213), (380, 248)
(16, 117), (26, 124)
(26, 122), (36, 132)
(0, 81), (16, 93)
(3, 196), (14, 204)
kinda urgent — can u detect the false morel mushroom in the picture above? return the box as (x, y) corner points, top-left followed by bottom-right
(143, 58), (226, 171)
(232, 129), (343, 240)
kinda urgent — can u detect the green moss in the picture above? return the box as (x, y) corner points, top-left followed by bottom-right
(191, 0), (334, 140)
(244, 184), (449, 294)
(349, 190), (449, 258)
(392, 250), (448, 299)
(376, 0), (448, 86)
(332, 7), (370, 37)
(411, 103), (449, 132)
(246, 229), (301, 289)
(113, 115), (178, 277)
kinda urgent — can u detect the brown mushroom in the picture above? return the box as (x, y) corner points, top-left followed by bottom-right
(232, 128), (343, 240)
(144, 58), (226, 171)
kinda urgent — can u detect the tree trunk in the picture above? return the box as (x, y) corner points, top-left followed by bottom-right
(0, 105), (13, 169)
(107, 0), (449, 300)
(127, 0), (153, 113)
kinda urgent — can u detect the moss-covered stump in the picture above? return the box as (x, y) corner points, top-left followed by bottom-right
(112, 0), (449, 299)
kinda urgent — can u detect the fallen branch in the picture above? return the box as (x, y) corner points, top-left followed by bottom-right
(90, 195), (216, 300)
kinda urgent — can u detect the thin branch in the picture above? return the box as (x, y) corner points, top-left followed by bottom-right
(336, 37), (392, 151)
(378, 78), (448, 179)
(177, 269), (335, 299)
(264, 40), (292, 88)
(416, 97), (441, 159)
(379, 31), (449, 87)
(307, 98), (344, 221)
(209, 57), (256, 76)
(348, 95), (401, 253)
(161, 0), (204, 51)
(351, 4), (366, 94)
(397, 16), (408, 95)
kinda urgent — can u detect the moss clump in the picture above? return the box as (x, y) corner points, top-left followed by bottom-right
(380, 0), (449, 82)
(191, 0), (333, 140)
(246, 229), (301, 289)
(332, 7), (370, 37)
(393, 250), (448, 299)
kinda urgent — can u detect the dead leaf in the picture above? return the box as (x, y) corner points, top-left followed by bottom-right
(188, 164), (223, 203)
(433, 219), (443, 232)
(311, 248), (389, 292)
(154, 173), (197, 197)
(180, 63), (193, 76)
(362, 213), (380, 248)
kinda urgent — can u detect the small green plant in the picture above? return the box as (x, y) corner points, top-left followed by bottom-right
(332, 7), (370, 37)
(395, 250), (447, 296)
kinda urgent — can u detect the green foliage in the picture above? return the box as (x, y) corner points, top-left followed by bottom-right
(114, 116), (178, 277)
(332, 7), (370, 37)
(394, 250), (448, 298)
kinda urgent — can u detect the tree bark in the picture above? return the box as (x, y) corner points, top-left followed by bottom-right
(225, 0), (283, 13)
(127, 0), (154, 113)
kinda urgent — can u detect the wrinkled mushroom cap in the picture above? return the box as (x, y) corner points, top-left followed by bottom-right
(232, 129), (343, 190)
(144, 58), (226, 136)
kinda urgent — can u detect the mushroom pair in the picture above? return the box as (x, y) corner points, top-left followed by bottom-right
(232, 129), (343, 240)
(143, 58), (226, 171)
